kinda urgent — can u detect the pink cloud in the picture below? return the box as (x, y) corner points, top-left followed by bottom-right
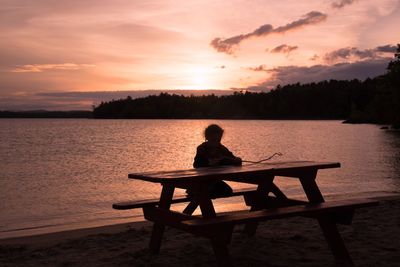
(331, 0), (355, 9)
(211, 11), (327, 55)
(323, 45), (397, 63)
(10, 63), (95, 73)
(247, 65), (268, 72)
(246, 58), (391, 90)
(270, 44), (298, 55)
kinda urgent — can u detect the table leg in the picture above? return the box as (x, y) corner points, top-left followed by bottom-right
(193, 182), (234, 266)
(299, 171), (354, 265)
(196, 184), (217, 218)
(243, 175), (274, 236)
(318, 217), (354, 266)
(182, 199), (198, 215)
(299, 171), (324, 202)
(270, 183), (288, 199)
(149, 184), (175, 253)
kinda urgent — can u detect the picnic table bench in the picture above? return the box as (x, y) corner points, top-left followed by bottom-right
(113, 161), (378, 266)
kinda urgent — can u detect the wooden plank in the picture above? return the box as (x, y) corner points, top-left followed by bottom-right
(112, 188), (257, 210)
(129, 161), (340, 181)
(244, 195), (308, 208)
(144, 206), (193, 225)
(143, 206), (233, 239)
(128, 161), (340, 183)
(181, 198), (378, 228)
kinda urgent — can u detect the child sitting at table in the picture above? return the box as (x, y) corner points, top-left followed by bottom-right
(191, 124), (242, 198)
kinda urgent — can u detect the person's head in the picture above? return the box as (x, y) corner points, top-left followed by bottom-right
(204, 124), (224, 144)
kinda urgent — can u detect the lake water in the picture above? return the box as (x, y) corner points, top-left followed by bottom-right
(0, 119), (399, 238)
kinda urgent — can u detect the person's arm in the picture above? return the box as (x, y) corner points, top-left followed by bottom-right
(222, 156), (242, 166)
(220, 146), (242, 166)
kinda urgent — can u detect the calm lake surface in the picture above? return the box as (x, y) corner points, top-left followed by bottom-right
(0, 119), (399, 238)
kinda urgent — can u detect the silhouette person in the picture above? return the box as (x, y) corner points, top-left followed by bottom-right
(191, 124), (242, 198)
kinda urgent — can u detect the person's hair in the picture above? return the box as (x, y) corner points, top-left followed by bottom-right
(204, 124), (224, 140)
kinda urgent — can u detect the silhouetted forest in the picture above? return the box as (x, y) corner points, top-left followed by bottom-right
(93, 44), (399, 127)
(93, 82), (361, 119)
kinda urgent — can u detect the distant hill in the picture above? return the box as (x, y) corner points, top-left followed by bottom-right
(91, 80), (367, 120)
(0, 110), (92, 118)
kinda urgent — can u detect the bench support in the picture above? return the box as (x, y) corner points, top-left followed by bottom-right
(149, 184), (175, 253)
(318, 217), (354, 266)
(299, 171), (354, 266)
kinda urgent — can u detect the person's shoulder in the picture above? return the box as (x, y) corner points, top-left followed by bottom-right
(219, 143), (235, 156)
(197, 142), (208, 151)
(219, 143), (231, 151)
(197, 142), (208, 148)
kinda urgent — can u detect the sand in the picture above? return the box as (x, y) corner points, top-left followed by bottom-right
(1, 195), (399, 267)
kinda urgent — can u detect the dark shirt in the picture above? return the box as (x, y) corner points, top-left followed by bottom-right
(193, 142), (242, 168)
(189, 142), (241, 198)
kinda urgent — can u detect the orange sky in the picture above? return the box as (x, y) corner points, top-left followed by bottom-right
(0, 0), (399, 110)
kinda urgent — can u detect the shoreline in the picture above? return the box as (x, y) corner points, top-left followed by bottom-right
(0, 221), (151, 249)
(0, 190), (398, 245)
(1, 193), (399, 266)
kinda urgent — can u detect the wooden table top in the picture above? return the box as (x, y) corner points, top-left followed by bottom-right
(128, 161), (340, 183)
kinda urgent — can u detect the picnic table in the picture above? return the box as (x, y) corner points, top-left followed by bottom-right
(113, 161), (378, 266)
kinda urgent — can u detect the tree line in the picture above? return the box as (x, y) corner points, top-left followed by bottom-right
(93, 80), (364, 120)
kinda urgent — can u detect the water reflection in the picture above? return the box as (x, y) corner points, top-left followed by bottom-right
(0, 119), (399, 237)
(382, 130), (400, 186)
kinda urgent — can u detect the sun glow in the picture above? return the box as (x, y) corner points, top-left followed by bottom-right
(179, 65), (219, 90)
(191, 66), (209, 88)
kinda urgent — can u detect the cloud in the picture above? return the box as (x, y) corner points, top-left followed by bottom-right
(10, 63), (95, 73)
(331, 0), (355, 9)
(270, 44), (298, 54)
(249, 58), (391, 89)
(210, 11), (327, 55)
(247, 65), (268, 72)
(323, 47), (376, 63)
(376, 44), (398, 53)
(273, 11), (327, 33)
(310, 54), (319, 61)
(0, 63), (136, 96)
(323, 44), (397, 63)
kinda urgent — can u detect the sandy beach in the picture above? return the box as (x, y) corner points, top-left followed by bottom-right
(1, 195), (399, 267)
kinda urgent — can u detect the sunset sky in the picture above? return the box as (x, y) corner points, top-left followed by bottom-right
(0, 0), (399, 110)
